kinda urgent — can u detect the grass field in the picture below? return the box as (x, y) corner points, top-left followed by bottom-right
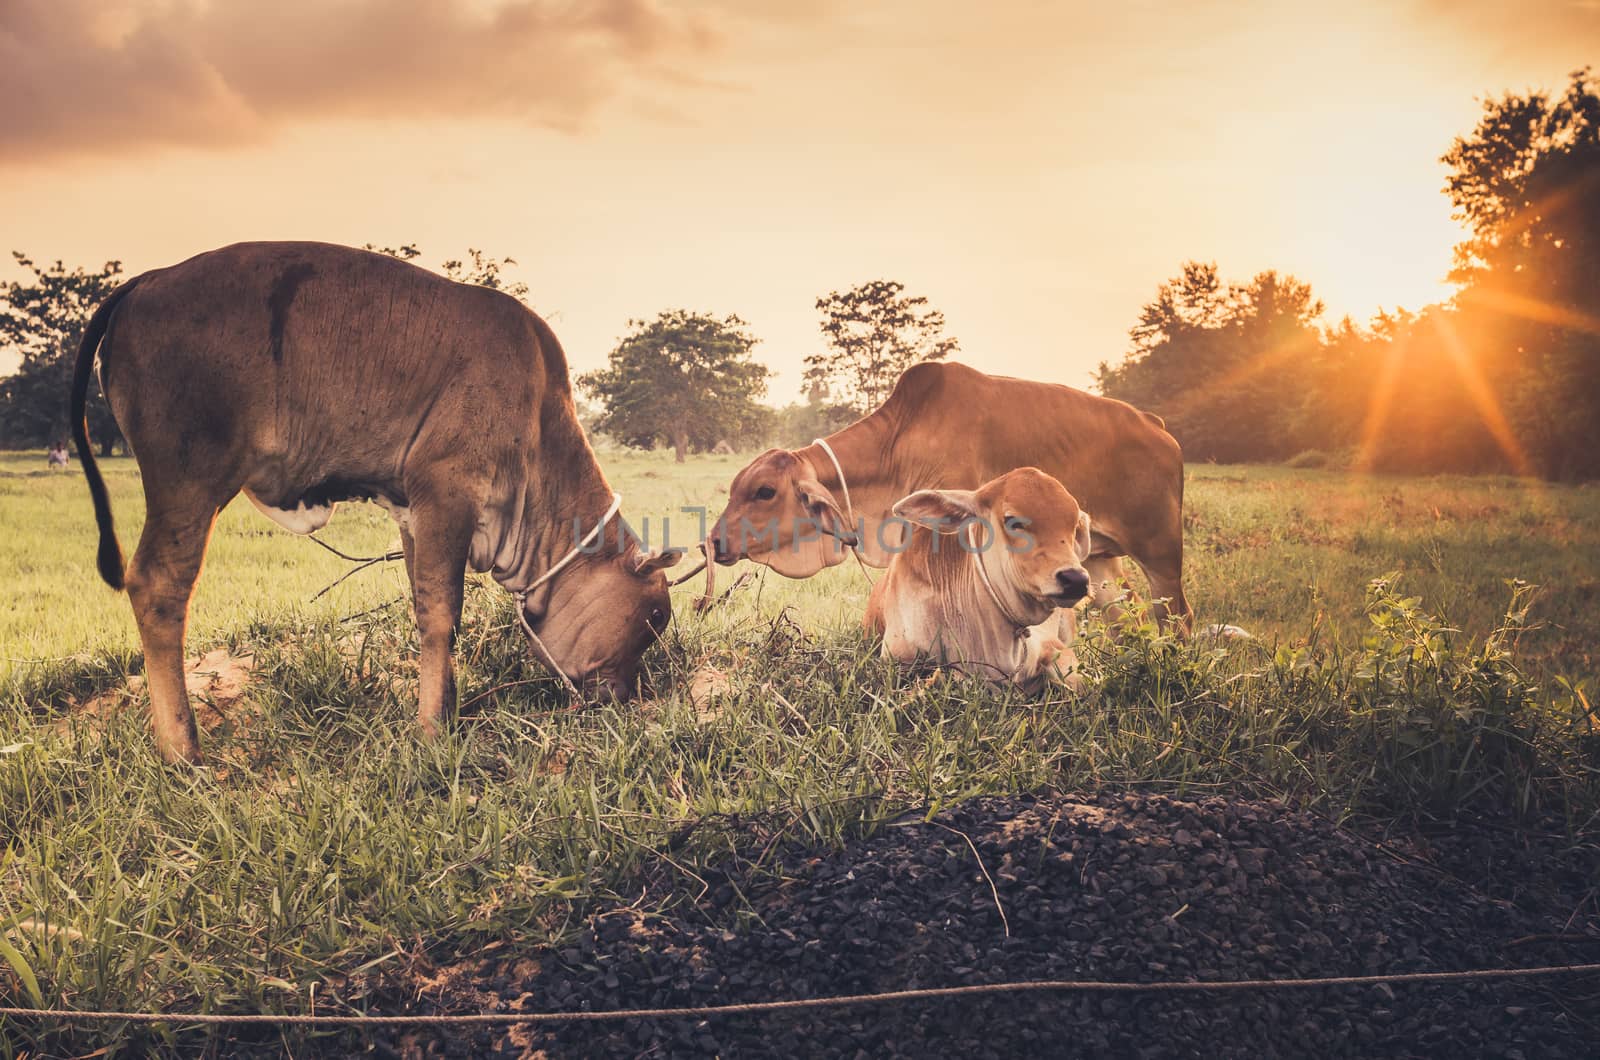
(5, 449), (1597, 672)
(2, 448), (1598, 1053)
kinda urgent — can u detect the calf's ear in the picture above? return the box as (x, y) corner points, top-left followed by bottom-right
(794, 476), (859, 546)
(893, 489), (981, 533)
(1075, 510), (1093, 559)
(633, 548), (684, 576)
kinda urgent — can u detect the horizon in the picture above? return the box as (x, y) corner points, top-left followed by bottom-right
(2, 1), (1597, 396)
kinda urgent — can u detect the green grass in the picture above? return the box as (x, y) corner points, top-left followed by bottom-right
(1, 450), (1598, 1055)
(5, 451), (1594, 674)
(0, 451), (400, 668)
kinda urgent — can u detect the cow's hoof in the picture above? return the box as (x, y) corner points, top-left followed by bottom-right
(157, 742), (204, 767)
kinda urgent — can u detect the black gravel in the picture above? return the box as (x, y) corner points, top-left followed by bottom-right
(348, 793), (1599, 1058)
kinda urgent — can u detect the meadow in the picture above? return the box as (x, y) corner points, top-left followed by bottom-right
(1, 448), (1598, 1053)
(5, 450), (1597, 672)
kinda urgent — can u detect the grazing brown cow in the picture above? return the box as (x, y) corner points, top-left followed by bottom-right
(865, 468), (1093, 690)
(71, 241), (678, 764)
(706, 361), (1190, 630)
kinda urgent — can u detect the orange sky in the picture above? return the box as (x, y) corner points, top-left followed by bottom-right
(2, 0), (1597, 395)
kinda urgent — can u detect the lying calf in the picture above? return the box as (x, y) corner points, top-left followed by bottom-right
(864, 467), (1093, 691)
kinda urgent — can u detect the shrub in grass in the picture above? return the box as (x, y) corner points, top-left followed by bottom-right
(1286, 449), (1330, 469)
(1080, 577), (1592, 820)
(1345, 575), (1559, 815)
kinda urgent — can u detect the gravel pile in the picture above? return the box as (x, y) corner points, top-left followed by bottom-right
(356, 793), (1598, 1058)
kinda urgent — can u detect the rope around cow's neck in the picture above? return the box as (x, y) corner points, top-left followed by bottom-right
(813, 436), (877, 587)
(813, 437), (856, 537)
(964, 519), (1032, 643)
(511, 491), (623, 699)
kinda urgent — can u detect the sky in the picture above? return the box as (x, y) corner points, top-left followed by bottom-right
(2, 0), (1597, 396)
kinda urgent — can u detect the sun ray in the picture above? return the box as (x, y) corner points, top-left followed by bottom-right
(1143, 330), (1317, 421)
(1429, 311), (1537, 478)
(1461, 286), (1600, 337)
(1353, 341), (1406, 472)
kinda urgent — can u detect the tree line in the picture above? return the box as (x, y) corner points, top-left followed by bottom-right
(1097, 70), (1600, 481)
(0, 247), (956, 462)
(3, 73), (1596, 477)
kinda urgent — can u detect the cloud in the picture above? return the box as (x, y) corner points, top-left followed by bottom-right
(0, 0), (735, 161)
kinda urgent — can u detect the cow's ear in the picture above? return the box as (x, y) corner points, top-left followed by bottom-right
(893, 489), (980, 532)
(634, 548), (683, 576)
(1075, 510), (1093, 560)
(795, 477), (859, 546)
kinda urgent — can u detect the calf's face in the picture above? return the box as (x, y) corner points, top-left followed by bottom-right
(893, 466), (1092, 611)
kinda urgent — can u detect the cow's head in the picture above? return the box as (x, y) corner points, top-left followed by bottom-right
(709, 448), (857, 578)
(519, 529), (680, 700)
(893, 466), (1092, 621)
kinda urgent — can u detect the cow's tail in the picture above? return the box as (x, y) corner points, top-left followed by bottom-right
(72, 278), (140, 590)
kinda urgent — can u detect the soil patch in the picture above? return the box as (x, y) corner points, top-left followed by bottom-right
(342, 792), (1599, 1058)
(66, 647), (255, 732)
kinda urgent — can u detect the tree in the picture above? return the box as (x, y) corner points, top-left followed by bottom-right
(1328, 305), (1515, 475)
(769, 380), (858, 448)
(1092, 74), (1600, 479)
(0, 254), (126, 453)
(579, 310), (772, 462)
(1441, 68), (1600, 478)
(1097, 263), (1324, 462)
(805, 280), (958, 414)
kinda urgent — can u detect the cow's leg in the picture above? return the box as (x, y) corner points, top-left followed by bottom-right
(1142, 551), (1191, 635)
(863, 575), (889, 637)
(1123, 478), (1192, 635)
(1130, 499), (1191, 635)
(405, 500), (474, 740)
(125, 494), (225, 764)
(398, 523), (418, 597)
(1040, 613), (1084, 692)
(1085, 555), (1137, 626)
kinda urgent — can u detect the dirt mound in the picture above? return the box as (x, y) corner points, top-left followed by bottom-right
(69, 647), (254, 731)
(347, 793), (1598, 1058)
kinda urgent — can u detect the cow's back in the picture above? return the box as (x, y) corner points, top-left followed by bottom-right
(100, 242), (546, 501)
(883, 361), (1182, 544)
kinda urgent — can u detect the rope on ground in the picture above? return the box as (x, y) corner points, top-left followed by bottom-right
(3, 962), (1598, 1027)
(305, 535), (401, 565)
(305, 534), (406, 603)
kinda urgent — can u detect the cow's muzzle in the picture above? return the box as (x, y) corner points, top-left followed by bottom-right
(580, 671), (639, 703)
(709, 526), (739, 565)
(1048, 567), (1090, 606)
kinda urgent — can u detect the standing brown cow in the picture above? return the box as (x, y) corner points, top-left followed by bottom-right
(72, 241), (678, 764)
(706, 361), (1190, 630)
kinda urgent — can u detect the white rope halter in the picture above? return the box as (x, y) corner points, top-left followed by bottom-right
(812, 437), (855, 538)
(813, 437), (878, 587)
(964, 519), (1032, 642)
(512, 491), (623, 699)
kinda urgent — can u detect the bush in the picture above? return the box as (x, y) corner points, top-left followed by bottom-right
(1344, 575), (1553, 815)
(1080, 575), (1592, 821)
(1286, 449), (1330, 469)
